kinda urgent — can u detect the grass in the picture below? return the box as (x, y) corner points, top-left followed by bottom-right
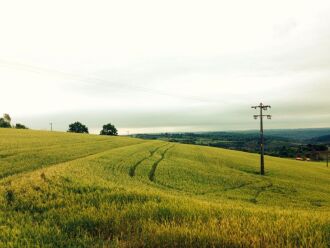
(0, 128), (329, 247)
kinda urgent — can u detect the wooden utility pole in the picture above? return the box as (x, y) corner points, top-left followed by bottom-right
(327, 146), (329, 167)
(251, 103), (271, 175)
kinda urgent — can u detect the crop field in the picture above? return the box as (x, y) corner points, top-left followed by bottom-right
(0, 128), (329, 247)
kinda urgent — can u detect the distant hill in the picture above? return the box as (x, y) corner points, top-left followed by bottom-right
(236, 128), (330, 140)
(308, 134), (330, 144)
(135, 128), (330, 160)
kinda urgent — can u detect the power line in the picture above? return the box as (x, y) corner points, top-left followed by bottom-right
(251, 103), (271, 175)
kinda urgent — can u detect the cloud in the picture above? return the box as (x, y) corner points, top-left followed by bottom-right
(1, 0), (330, 133)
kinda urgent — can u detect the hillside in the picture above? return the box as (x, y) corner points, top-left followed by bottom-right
(309, 134), (330, 143)
(0, 128), (329, 247)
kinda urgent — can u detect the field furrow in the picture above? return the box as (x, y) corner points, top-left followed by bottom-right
(148, 144), (175, 181)
(129, 143), (168, 177)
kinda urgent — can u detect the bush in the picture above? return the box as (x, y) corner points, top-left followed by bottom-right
(15, 123), (28, 129)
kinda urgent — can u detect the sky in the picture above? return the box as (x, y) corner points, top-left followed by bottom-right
(0, 0), (329, 134)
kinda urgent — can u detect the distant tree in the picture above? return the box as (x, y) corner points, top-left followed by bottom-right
(15, 123), (28, 129)
(68, 122), (89, 134)
(3, 113), (11, 124)
(100, 123), (118, 136)
(0, 113), (12, 128)
(279, 146), (289, 157)
(0, 118), (11, 128)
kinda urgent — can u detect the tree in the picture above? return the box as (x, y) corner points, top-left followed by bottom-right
(15, 123), (28, 129)
(68, 122), (89, 134)
(0, 113), (12, 128)
(3, 113), (11, 123)
(0, 118), (11, 128)
(100, 123), (118, 136)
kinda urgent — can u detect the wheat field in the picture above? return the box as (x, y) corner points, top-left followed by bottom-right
(0, 128), (329, 247)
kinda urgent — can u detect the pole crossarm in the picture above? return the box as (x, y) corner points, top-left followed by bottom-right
(251, 104), (271, 110)
(254, 115), (272, 119)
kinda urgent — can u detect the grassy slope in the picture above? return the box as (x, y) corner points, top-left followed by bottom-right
(0, 128), (329, 247)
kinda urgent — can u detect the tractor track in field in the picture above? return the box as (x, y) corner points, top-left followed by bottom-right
(110, 143), (161, 173)
(148, 144), (175, 182)
(223, 181), (257, 192)
(250, 179), (273, 204)
(128, 144), (169, 177)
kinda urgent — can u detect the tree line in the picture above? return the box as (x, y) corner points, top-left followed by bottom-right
(0, 114), (28, 129)
(0, 113), (117, 136)
(135, 132), (329, 161)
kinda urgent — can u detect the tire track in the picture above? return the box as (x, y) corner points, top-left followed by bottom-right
(129, 144), (168, 177)
(223, 181), (257, 192)
(108, 143), (158, 173)
(148, 145), (175, 182)
(250, 179), (273, 204)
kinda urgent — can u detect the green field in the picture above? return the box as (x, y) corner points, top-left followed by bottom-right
(0, 129), (329, 247)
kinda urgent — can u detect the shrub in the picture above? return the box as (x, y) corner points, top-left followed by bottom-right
(15, 123), (28, 129)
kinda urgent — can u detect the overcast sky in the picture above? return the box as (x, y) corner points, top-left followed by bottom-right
(0, 0), (329, 134)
